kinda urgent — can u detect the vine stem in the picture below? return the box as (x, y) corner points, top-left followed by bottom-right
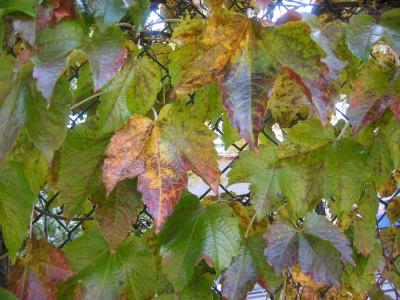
(245, 213), (257, 239)
(337, 121), (350, 140)
(145, 19), (184, 28)
(28, 205), (34, 239)
(70, 92), (102, 111)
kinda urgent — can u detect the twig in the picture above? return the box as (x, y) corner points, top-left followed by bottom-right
(0, 252), (8, 260)
(70, 92), (102, 111)
(245, 213), (257, 238)
(145, 18), (184, 28)
(115, 22), (136, 30)
(337, 121), (350, 140)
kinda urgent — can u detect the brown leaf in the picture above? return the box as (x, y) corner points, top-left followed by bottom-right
(92, 180), (141, 250)
(103, 115), (154, 194)
(8, 238), (74, 300)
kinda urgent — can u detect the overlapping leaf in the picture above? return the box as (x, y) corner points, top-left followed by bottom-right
(228, 144), (284, 221)
(103, 103), (220, 230)
(8, 238), (73, 299)
(92, 179), (141, 250)
(264, 213), (354, 286)
(97, 55), (160, 134)
(172, 13), (329, 151)
(57, 125), (111, 219)
(59, 225), (157, 300)
(347, 61), (400, 133)
(158, 192), (241, 290)
(0, 162), (36, 261)
(221, 235), (282, 300)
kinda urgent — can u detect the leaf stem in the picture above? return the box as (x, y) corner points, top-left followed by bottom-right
(245, 213), (257, 239)
(337, 121), (350, 140)
(70, 92), (102, 111)
(151, 106), (158, 122)
(145, 19), (184, 28)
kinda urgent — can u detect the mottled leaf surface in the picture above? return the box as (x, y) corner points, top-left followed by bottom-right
(8, 238), (74, 299)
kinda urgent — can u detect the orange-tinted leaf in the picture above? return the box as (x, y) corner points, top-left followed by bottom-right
(8, 238), (74, 300)
(103, 115), (153, 194)
(103, 103), (220, 231)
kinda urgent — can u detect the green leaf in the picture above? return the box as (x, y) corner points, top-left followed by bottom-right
(97, 56), (161, 134)
(0, 55), (26, 165)
(0, 162), (36, 261)
(92, 179), (141, 250)
(33, 21), (85, 102)
(346, 14), (385, 61)
(379, 8), (400, 53)
(87, 0), (149, 31)
(0, 0), (36, 16)
(57, 126), (111, 218)
(61, 225), (157, 300)
(6, 129), (48, 195)
(181, 269), (215, 300)
(265, 213), (353, 286)
(158, 192), (241, 290)
(368, 133), (394, 186)
(228, 144), (284, 221)
(222, 113), (240, 149)
(221, 235), (282, 300)
(86, 27), (127, 90)
(380, 113), (400, 169)
(353, 184), (379, 256)
(325, 139), (369, 214)
(25, 77), (71, 162)
(347, 241), (382, 293)
(0, 288), (17, 300)
(192, 84), (223, 124)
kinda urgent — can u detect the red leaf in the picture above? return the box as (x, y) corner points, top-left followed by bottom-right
(275, 10), (302, 25)
(8, 238), (74, 300)
(50, 0), (77, 24)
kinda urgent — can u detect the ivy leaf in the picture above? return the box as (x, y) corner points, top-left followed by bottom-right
(87, 0), (149, 31)
(103, 115), (153, 194)
(32, 21), (84, 102)
(158, 192), (241, 290)
(97, 56), (160, 134)
(86, 27), (127, 91)
(0, 162), (36, 261)
(0, 56), (30, 165)
(346, 14), (385, 61)
(219, 18), (278, 151)
(25, 77), (71, 162)
(6, 129), (48, 195)
(60, 225), (157, 300)
(228, 144), (284, 221)
(347, 61), (400, 133)
(267, 73), (310, 127)
(221, 235), (282, 300)
(0, 0), (36, 16)
(0, 288), (17, 300)
(368, 133), (394, 186)
(57, 126), (111, 218)
(92, 179), (141, 251)
(104, 104), (220, 230)
(353, 184), (379, 256)
(265, 213), (353, 286)
(8, 238), (74, 299)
